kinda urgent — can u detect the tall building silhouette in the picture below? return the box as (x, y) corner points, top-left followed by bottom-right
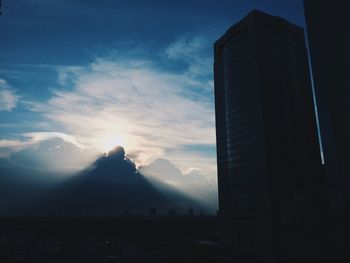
(304, 0), (350, 214)
(214, 10), (324, 262)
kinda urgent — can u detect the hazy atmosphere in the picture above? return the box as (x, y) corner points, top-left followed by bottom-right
(0, 0), (306, 214)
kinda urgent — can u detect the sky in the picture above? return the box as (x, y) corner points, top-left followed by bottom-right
(0, 0), (306, 182)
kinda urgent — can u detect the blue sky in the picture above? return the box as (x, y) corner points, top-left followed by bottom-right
(0, 0), (306, 180)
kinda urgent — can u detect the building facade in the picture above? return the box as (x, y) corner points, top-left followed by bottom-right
(214, 10), (324, 262)
(304, 0), (350, 214)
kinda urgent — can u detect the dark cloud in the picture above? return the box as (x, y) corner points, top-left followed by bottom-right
(0, 146), (205, 216)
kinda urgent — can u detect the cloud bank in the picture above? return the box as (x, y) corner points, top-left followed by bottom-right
(139, 158), (218, 212)
(1, 35), (218, 185)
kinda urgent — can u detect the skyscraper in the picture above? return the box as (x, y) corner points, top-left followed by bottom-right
(304, 0), (350, 214)
(214, 10), (324, 262)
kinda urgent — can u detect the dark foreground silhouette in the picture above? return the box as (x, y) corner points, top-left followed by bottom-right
(0, 216), (230, 263)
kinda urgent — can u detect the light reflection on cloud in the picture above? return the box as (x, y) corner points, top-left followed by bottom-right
(1, 35), (217, 183)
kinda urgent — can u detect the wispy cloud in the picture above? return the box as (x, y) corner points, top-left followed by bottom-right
(2, 35), (217, 180)
(22, 132), (82, 147)
(0, 139), (33, 149)
(0, 79), (19, 111)
(166, 35), (213, 78)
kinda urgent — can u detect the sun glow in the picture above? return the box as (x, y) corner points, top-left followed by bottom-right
(99, 135), (127, 153)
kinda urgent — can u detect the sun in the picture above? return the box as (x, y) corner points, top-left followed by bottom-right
(99, 135), (126, 153)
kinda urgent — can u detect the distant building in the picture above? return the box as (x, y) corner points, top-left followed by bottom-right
(214, 10), (325, 262)
(304, 0), (350, 214)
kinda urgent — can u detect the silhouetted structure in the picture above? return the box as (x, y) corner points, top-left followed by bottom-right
(304, 0), (350, 215)
(214, 10), (324, 262)
(0, 216), (222, 263)
(304, 2), (350, 261)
